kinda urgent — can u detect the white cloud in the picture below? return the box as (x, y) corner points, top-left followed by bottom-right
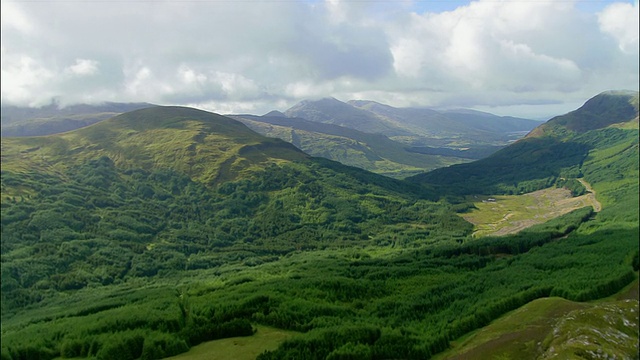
(0, 0), (638, 117)
(285, 80), (336, 99)
(0, 1), (35, 34)
(124, 65), (154, 97)
(382, 0), (637, 114)
(213, 71), (261, 98)
(598, 1), (640, 53)
(65, 59), (99, 76)
(0, 52), (55, 106)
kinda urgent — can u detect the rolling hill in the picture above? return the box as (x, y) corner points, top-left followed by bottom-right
(284, 97), (541, 147)
(1, 95), (638, 360)
(1, 99), (538, 179)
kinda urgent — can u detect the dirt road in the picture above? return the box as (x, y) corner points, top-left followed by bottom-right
(577, 178), (602, 212)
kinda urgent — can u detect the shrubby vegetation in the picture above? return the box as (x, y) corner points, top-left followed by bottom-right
(1, 100), (638, 359)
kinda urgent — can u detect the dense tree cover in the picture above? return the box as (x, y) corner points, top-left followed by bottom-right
(408, 136), (591, 196)
(1, 205), (635, 360)
(1, 156), (465, 314)
(1, 101), (638, 360)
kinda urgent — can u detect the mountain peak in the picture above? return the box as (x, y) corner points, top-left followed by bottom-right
(263, 110), (287, 117)
(527, 90), (639, 138)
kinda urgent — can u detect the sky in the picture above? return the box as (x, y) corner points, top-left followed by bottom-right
(1, 0), (638, 119)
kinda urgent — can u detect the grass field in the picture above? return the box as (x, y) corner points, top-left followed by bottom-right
(163, 326), (299, 360)
(461, 183), (601, 237)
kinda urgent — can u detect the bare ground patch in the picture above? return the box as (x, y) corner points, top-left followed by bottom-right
(462, 181), (601, 237)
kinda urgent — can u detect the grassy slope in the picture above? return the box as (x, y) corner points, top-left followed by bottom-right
(461, 185), (601, 237)
(0, 103), (155, 137)
(163, 326), (298, 360)
(434, 278), (639, 360)
(1, 106), (307, 189)
(409, 91), (639, 197)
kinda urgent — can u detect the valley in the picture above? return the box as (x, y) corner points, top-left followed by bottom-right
(0, 91), (638, 360)
(461, 181), (602, 237)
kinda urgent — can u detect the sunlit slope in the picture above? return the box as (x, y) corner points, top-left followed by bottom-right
(527, 90), (639, 137)
(1, 106), (308, 189)
(434, 278), (639, 360)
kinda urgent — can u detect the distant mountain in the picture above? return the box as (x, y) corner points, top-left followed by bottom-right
(232, 113), (471, 178)
(244, 98), (540, 177)
(285, 97), (410, 136)
(350, 100), (536, 136)
(409, 90), (640, 197)
(284, 98), (541, 147)
(0, 102), (155, 137)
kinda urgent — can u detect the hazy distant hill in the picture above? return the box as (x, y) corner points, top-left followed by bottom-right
(232, 113), (470, 178)
(285, 98), (541, 147)
(237, 98), (539, 177)
(0, 102), (155, 137)
(284, 97), (409, 137)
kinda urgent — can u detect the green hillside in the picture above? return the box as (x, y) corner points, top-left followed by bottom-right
(434, 279), (639, 360)
(1, 98), (638, 360)
(409, 91), (639, 197)
(527, 90), (639, 137)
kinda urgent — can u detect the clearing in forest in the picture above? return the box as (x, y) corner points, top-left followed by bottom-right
(462, 182), (601, 237)
(163, 325), (298, 360)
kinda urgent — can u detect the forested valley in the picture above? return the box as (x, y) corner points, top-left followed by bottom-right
(1, 92), (638, 360)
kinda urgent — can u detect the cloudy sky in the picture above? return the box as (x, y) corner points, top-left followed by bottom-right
(1, 0), (638, 119)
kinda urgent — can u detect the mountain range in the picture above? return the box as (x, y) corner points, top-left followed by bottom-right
(1, 98), (540, 179)
(231, 97), (539, 177)
(284, 97), (540, 146)
(0, 91), (638, 360)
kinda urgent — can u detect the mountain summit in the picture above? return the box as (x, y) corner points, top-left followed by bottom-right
(527, 90), (639, 138)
